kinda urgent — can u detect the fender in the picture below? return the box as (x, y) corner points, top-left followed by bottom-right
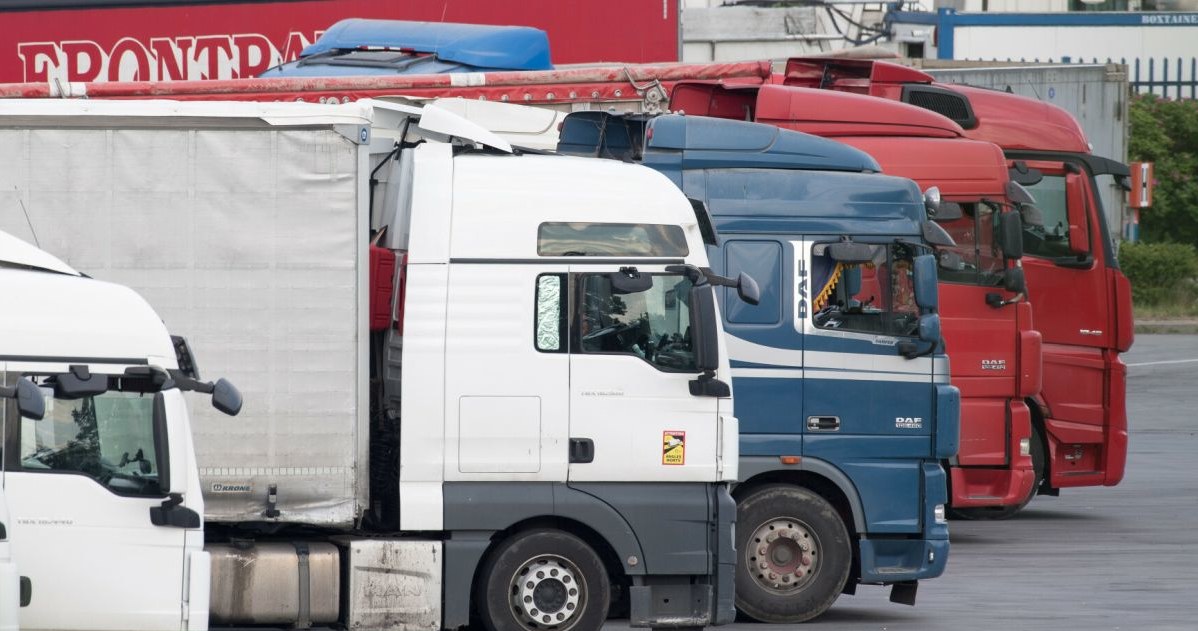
(736, 456), (866, 533)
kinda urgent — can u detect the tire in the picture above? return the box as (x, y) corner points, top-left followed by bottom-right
(734, 485), (852, 624)
(476, 529), (611, 631)
(950, 428), (1046, 521)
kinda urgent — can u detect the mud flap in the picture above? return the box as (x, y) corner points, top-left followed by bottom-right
(889, 580), (918, 606)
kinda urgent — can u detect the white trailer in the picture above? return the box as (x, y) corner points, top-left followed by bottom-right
(0, 99), (749, 630)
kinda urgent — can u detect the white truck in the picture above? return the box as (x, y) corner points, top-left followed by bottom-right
(0, 99), (754, 630)
(0, 231), (241, 630)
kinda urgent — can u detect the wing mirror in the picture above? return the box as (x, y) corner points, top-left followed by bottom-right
(211, 378), (243, 417)
(0, 377), (46, 420)
(997, 212), (1025, 259)
(932, 201), (964, 222)
(913, 254), (939, 312)
(923, 186), (941, 215)
(736, 272), (761, 306)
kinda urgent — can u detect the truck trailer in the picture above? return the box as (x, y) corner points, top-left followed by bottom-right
(0, 98), (751, 631)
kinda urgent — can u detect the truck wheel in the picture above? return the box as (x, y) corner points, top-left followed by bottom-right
(950, 429), (1046, 521)
(735, 485), (851, 623)
(476, 529), (611, 631)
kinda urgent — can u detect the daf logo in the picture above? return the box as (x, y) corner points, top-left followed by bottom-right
(896, 417), (923, 429)
(981, 359), (1007, 371)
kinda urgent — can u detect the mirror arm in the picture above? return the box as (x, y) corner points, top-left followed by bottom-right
(165, 370), (216, 395)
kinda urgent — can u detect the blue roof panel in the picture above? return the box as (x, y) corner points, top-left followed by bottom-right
(299, 18), (552, 71)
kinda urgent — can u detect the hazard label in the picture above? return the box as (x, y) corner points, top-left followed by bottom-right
(662, 430), (686, 465)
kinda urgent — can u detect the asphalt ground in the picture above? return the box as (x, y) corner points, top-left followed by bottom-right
(613, 334), (1198, 631)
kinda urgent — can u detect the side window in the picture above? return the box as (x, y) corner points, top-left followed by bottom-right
(1022, 175), (1078, 259)
(576, 273), (698, 372)
(20, 383), (162, 497)
(936, 203), (1005, 286)
(534, 274), (567, 352)
(724, 240), (782, 325)
(811, 243), (921, 337)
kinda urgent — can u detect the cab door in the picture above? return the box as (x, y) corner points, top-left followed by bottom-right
(567, 266), (721, 484)
(4, 371), (187, 631)
(800, 240), (936, 534)
(935, 204), (1022, 468)
(1020, 162), (1113, 457)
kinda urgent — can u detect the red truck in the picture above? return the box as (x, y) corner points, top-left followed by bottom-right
(777, 58), (1134, 499)
(669, 82), (1041, 516)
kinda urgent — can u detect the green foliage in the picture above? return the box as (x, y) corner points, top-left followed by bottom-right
(1128, 95), (1198, 246)
(1119, 241), (1198, 306)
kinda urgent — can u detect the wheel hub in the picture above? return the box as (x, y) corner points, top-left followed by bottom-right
(746, 517), (820, 594)
(511, 556), (583, 629)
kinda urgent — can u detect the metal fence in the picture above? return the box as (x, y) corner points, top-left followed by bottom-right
(1062, 56), (1198, 98)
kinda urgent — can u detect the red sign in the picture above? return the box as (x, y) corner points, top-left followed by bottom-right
(0, 0), (679, 84)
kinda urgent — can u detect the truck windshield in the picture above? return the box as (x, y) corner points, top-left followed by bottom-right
(811, 242), (921, 337)
(936, 202), (1006, 286)
(578, 273), (698, 371)
(18, 375), (162, 497)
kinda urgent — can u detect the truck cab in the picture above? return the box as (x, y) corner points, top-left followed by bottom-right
(559, 113), (958, 623)
(0, 231), (240, 631)
(778, 56), (1133, 495)
(670, 81), (1042, 517)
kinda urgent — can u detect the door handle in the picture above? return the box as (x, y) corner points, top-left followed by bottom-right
(569, 438), (595, 464)
(807, 416), (841, 432)
(1079, 329), (1103, 336)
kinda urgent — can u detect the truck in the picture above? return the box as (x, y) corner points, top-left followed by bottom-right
(0, 98), (751, 630)
(776, 57), (1134, 500)
(667, 81), (1042, 517)
(558, 112), (958, 622)
(0, 228), (242, 631)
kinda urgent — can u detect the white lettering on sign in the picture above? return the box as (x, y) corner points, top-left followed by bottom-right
(1141, 14), (1198, 25)
(17, 31), (322, 83)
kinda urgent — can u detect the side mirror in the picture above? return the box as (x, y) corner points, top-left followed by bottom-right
(918, 313), (942, 344)
(998, 212), (1024, 259)
(1, 377), (46, 420)
(933, 202), (964, 222)
(211, 378), (243, 417)
(55, 365), (108, 399)
(1003, 266), (1027, 294)
(690, 285), (720, 373)
(736, 272), (761, 306)
(913, 254), (939, 312)
(937, 250), (964, 272)
(828, 241), (876, 264)
(152, 392), (187, 496)
(1005, 181), (1036, 205)
(1064, 172), (1091, 255)
(923, 186), (941, 215)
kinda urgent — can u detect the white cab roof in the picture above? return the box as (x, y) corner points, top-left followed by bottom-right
(449, 153), (706, 262)
(0, 231), (78, 276)
(0, 268), (177, 369)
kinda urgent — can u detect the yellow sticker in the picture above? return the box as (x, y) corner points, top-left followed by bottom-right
(662, 430), (686, 465)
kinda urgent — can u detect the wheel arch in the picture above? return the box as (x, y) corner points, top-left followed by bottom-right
(734, 457), (864, 536)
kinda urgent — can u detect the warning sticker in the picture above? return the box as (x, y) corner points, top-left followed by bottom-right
(662, 430), (686, 465)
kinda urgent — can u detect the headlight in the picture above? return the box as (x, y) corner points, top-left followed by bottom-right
(933, 503), (947, 524)
(1020, 437), (1031, 457)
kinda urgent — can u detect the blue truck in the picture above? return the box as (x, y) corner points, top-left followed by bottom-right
(558, 113), (961, 623)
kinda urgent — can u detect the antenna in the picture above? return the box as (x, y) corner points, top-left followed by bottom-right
(15, 186), (40, 248)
